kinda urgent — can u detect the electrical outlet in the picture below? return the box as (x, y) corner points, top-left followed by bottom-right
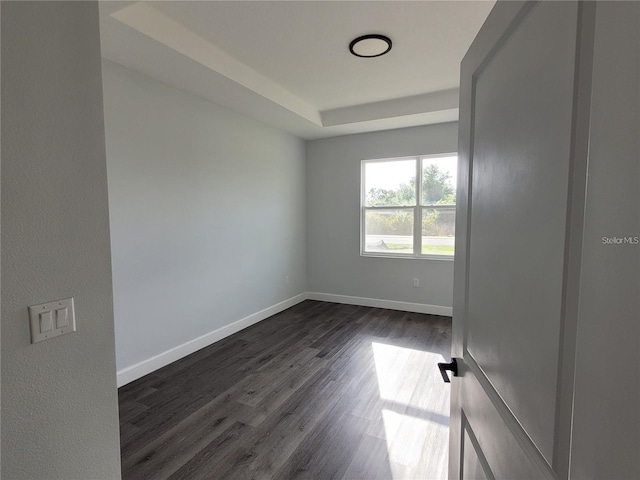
(285, 275), (290, 285)
(413, 278), (420, 287)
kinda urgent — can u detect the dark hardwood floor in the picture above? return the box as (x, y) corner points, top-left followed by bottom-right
(118, 300), (452, 480)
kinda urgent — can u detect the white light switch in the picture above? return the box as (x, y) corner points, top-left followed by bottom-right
(55, 308), (68, 328)
(40, 312), (53, 332)
(28, 298), (76, 344)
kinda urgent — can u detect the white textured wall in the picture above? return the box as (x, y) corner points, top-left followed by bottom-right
(306, 123), (458, 311)
(102, 60), (307, 373)
(1, 3), (121, 479)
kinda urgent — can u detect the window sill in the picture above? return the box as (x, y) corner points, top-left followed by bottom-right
(361, 252), (455, 261)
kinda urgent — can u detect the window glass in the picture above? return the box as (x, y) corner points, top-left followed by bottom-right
(421, 156), (457, 206)
(421, 206), (456, 256)
(364, 209), (414, 255)
(364, 160), (416, 207)
(362, 155), (457, 259)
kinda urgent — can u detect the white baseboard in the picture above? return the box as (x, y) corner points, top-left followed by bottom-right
(307, 292), (453, 317)
(116, 293), (308, 387)
(117, 291), (451, 387)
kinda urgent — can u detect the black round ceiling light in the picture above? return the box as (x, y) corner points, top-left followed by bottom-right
(349, 34), (392, 58)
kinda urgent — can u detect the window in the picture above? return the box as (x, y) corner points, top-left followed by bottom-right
(361, 154), (457, 259)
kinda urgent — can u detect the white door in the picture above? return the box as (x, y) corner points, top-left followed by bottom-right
(449, 2), (600, 478)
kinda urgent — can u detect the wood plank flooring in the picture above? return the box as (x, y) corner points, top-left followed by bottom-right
(119, 300), (452, 480)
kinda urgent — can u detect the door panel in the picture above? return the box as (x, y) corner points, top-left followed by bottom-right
(461, 368), (547, 479)
(466, 1), (577, 463)
(462, 426), (490, 480)
(451, 1), (596, 478)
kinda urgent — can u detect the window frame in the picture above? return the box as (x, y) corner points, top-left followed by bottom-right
(360, 153), (457, 261)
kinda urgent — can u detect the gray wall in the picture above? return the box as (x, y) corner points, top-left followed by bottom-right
(570, 2), (639, 478)
(1, 3), (121, 479)
(102, 60), (307, 373)
(306, 123), (458, 310)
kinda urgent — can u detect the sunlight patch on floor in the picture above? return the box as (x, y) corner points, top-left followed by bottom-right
(372, 341), (450, 479)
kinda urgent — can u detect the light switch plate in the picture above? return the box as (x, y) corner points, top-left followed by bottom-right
(28, 297), (76, 343)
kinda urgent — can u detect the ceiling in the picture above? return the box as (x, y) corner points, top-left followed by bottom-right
(99, 1), (495, 139)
